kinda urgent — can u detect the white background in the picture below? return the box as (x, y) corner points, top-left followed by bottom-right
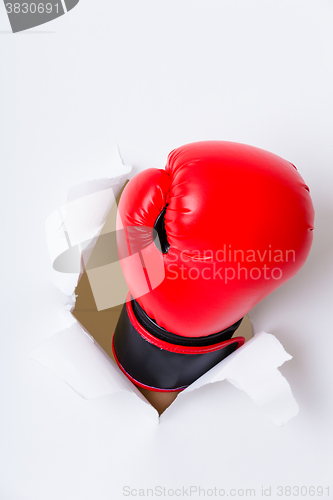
(0, 1), (333, 499)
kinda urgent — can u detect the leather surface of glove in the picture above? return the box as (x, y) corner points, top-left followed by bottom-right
(117, 141), (315, 338)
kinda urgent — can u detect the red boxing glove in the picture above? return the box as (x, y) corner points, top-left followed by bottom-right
(113, 141), (314, 391)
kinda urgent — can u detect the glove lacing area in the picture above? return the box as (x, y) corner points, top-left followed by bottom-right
(153, 204), (170, 254)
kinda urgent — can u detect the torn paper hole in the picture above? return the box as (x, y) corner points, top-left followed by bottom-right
(35, 144), (299, 425)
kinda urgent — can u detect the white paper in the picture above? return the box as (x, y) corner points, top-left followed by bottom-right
(44, 142), (131, 297)
(180, 332), (299, 426)
(31, 323), (132, 399)
(31, 322), (298, 425)
(30, 324), (158, 423)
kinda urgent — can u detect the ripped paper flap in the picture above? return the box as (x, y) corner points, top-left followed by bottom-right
(182, 331), (299, 426)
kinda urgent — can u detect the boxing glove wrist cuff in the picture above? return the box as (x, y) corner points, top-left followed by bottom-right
(112, 295), (245, 392)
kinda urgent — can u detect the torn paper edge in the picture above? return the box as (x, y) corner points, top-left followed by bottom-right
(34, 143), (299, 425)
(176, 332), (299, 426)
(30, 322), (158, 422)
(44, 143), (132, 298)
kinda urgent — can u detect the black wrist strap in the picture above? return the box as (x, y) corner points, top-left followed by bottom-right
(112, 297), (245, 392)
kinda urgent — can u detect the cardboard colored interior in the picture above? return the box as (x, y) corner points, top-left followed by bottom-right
(72, 183), (254, 415)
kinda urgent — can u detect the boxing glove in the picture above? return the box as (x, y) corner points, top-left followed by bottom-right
(113, 141), (314, 391)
